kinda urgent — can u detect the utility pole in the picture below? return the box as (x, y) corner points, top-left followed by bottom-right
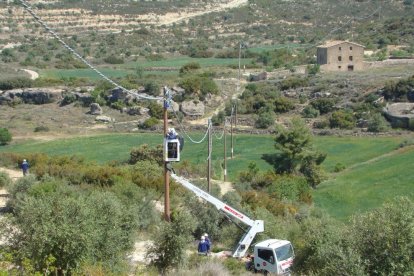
(223, 119), (227, 182)
(163, 87), (170, 222)
(231, 107), (234, 159)
(207, 119), (212, 193)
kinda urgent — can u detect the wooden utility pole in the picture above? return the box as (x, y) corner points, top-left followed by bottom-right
(207, 119), (212, 193)
(231, 110), (234, 159)
(163, 88), (170, 222)
(223, 119), (227, 182)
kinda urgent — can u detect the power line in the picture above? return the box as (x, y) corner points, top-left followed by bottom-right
(17, 0), (163, 102)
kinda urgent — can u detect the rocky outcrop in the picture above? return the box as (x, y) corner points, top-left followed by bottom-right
(383, 103), (414, 130)
(90, 103), (103, 115)
(0, 88), (63, 105)
(95, 115), (114, 123)
(108, 87), (147, 104)
(180, 100), (205, 117)
(74, 92), (94, 107)
(122, 106), (149, 116)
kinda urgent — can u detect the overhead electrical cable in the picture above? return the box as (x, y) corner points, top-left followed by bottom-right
(18, 0), (163, 101)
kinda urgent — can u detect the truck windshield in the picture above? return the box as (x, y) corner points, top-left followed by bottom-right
(275, 244), (294, 262)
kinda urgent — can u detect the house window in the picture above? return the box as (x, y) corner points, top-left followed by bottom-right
(348, 65), (354, 71)
(350, 46), (353, 50)
(349, 56), (353, 61)
(338, 56), (342, 61)
(339, 47), (342, 51)
(338, 66), (342, 69)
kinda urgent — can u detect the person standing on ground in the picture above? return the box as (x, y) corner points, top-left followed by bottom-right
(203, 233), (211, 252)
(198, 236), (210, 256)
(21, 159), (29, 176)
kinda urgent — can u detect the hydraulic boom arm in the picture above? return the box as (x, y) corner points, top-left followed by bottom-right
(171, 173), (264, 258)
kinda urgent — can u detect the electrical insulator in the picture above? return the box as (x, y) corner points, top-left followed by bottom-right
(164, 128), (181, 162)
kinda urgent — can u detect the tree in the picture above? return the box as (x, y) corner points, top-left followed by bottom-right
(329, 110), (355, 129)
(270, 118), (326, 186)
(146, 210), (196, 273)
(0, 128), (12, 145)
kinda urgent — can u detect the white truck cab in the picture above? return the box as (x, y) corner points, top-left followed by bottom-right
(253, 239), (295, 275)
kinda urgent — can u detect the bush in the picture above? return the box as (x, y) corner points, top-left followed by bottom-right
(255, 112), (274, 129)
(310, 98), (336, 114)
(367, 113), (389, 132)
(211, 111), (225, 126)
(0, 172), (11, 188)
(333, 163), (346, 172)
(302, 105), (320, 118)
(60, 92), (77, 106)
(0, 128), (12, 145)
(103, 55), (124, 64)
(329, 110), (355, 129)
(179, 62), (201, 74)
(139, 117), (160, 129)
(34, 126), (50, 132)
(145, 80), (161, 96)
(0, 77), (33, 90)
(274, 97), (295, 113)
(129, 144), (163, 165)
(147, 210), (196, 273)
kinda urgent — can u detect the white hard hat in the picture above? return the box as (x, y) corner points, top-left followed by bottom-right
(204, 233), (208, 237)
(23, 159), (26, 162)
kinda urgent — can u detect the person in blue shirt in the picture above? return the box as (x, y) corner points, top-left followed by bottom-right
(203, 233), (211, 248)
(198, 236), (210, 256)
(21, 159), (29, 176)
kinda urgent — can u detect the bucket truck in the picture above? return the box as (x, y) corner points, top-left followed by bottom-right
(170, 173), (295, 275)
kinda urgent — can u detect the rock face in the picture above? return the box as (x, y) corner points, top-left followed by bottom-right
(0, 88), (63, 105)
(123, 106), (149, 116)
(95, 115), (114, 123)
(74, 92), (94, 107)
(180, 100), (205, 117)
(90, 103), (103, 115)
(108, 87), (147, 104)
(383, 103), (414, 130)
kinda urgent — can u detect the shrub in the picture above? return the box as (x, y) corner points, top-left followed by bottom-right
(103, 55), (124, 64)
(367, 113), (390, 132)
(139, 117), (160, 129)
(147, 210), (196, 273)
(60, 92), (77, 106)
(310, 98), (336, 114)
(129, 144), (163, 165)
(333, 163), (346, 172)
(0, 77), (33, 90)
(34, 126), (50, 132)
(255, 112), (274, 129)
(274, 97), (295, 113)
(145, 80), (161, 96)
(329, 110), (355, 129)
(0, 128), (12, 145)
(179, 62), (201, 74)
(148, 102), (163, 119)
(211, 111), (225, 126)
(302, 105), (320, 118)
(0, 172), (11, 188)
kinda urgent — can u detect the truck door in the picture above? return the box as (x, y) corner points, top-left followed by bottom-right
(255, 248), (277, 273)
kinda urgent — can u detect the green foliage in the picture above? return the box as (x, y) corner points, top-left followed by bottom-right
(139, 117), (160, 129)
(382, 75), (414, 102)
(179, 62), (201, 74)
(0, 172), (11, 188)
(103, 55), (124, 64)
(0, 128), (12, 145)
(211, 111), (225, 126)
(129, 144), (163, 166)
(34, 126), (50, 133)
(367, 113), (390, 132)
(0, 77), (33, 90)
(144, 80), (161, 96)
(273, 97), (295, 113)
(329, 110), (356, 129)
(255, 112), (274, 129)
(5, 179), (137, 274)
(148, 102), (164, 119)
(307, 64), (320, 75)
(280, 76), (309, 91)
(333, 162), (346, 172)
(60, 92), (77, 106)
(302, 105), (320, 118)
(348, 197), (414, 275)
(271, 118), (326, 187)
(179, 75), (219, 100)
(310, 98), (336, 114)
(147, 210), (196, 273)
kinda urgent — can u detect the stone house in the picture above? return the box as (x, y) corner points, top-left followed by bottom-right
(317, 41), (365, 72)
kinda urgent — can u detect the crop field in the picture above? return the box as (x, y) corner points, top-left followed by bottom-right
(1, 133), (412, 220)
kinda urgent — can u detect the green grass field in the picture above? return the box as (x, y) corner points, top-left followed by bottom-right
(40, 57), (251, 80)
(1, 133), (412, 220)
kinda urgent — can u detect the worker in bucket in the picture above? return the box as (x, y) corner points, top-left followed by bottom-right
(198, 236), (210, 256)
